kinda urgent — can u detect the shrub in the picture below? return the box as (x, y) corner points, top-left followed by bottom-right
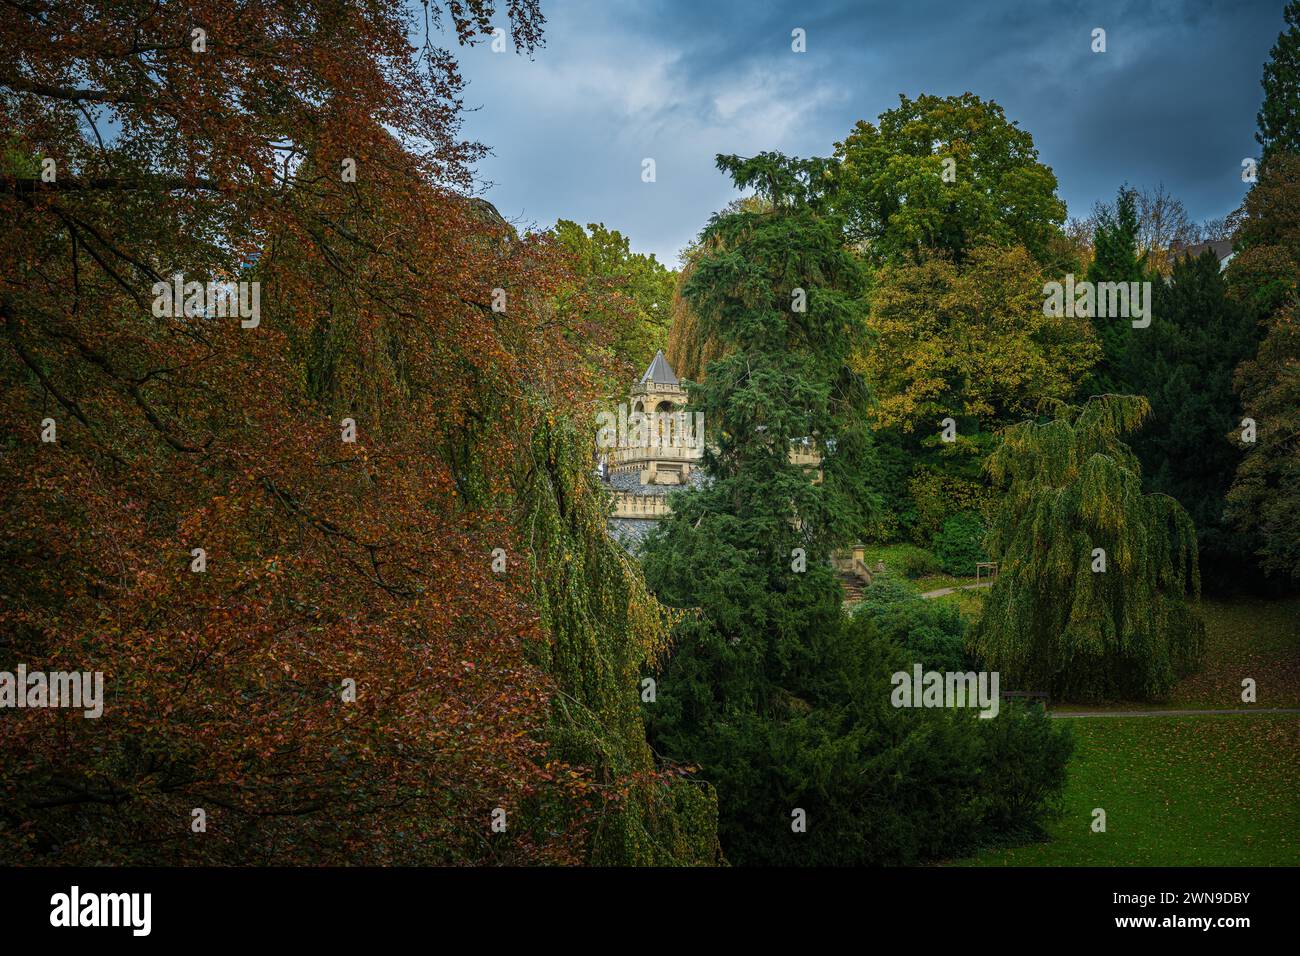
(908, 469), (986, 542)
(972, 701), (1075, 836)
(933, 510), (987, 576)
(855, 576), (969, 672)
(900, 546), (943, 579)
(661, 611), (1075, 866)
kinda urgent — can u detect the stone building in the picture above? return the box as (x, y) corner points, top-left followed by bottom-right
(602, 350), (705, 547)
(599, 352), (875, 597)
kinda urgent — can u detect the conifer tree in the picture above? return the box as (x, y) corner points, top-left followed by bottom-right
(642, 152), (880, 861)
(643, 153), (1072, 864)
(1257, 1), (1300, 163)
(1083, 186), (1147, 396)
(1119, 250), (1262, 586)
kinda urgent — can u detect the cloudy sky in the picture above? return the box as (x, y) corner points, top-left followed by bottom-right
(443, 0), (1287, 266)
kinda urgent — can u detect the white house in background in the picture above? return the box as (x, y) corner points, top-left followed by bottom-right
(1171, 238), (1235, 272)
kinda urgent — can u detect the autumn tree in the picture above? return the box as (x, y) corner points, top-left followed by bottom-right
(861, 242), (1099, 435)
(552, 219), (676, 389)
(973, 396), (1205, 701)
(0, 0), (718, 865)
(1199, 208), (1246, 243)
(855, 241), (1098, 542)
(1225, 151), (1300, 583)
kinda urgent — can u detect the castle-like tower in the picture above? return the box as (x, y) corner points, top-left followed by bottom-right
(602, 351), (704, 540)
(605, 350), (702, 488)
(601, 351), (869, 590)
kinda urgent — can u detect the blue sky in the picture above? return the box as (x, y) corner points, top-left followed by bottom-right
(443, 0), (1287, 266)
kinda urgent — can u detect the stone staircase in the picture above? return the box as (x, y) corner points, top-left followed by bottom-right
(833, 548), (881, 605)
(839, 573), (866, 603)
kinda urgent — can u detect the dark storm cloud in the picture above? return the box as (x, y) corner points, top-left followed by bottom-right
(445, 0), (1286, 264)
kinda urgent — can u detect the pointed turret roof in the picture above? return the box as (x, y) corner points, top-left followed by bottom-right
(640, 349), (679, 386)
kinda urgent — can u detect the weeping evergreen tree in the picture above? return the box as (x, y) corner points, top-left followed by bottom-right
(515, 406), (723, 866)
(973, 395), (1205, 701)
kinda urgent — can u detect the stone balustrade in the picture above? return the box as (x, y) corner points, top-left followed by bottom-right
(609, 491), (673, 518)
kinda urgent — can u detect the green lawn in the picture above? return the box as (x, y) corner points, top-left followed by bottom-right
(856, 552), (1300, 866)
(929, 585), (988, 619)
(956, 714), (1300, 866)
(950, 594), (1300, 866)
(1026, 596), (1300, 713)
(1171, 597), (1300, 710)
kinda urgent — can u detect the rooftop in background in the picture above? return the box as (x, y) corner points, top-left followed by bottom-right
(640, 350), (679, 386)
(1174, 238), (1234, 259)
(1172, 239), (1236, 270)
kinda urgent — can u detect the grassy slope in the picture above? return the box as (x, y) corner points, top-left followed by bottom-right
(1035, 597), (1300, 713)
(861, 541), (1300, 711)
(957, 714), (1300, 866)
(958, 595), (1300, 865)
(1171, 598), (1300, 710)
(858, 544), (1299, 865)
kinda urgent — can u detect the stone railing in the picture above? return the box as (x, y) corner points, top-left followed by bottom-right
(609, 492), (672, 519)
(607, 444), (704, 468)
(631, 381), (687, 398)
(831, 544), (875, 583)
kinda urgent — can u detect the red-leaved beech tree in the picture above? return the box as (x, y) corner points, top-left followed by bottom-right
(0, 0), (697, 865)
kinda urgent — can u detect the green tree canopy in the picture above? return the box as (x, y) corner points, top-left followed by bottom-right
(860, 241), (1099, 435)
(671, 152), (876, 552)
(552, 219), (676, 387)
(1119, 249), (1262, 587)
(1226, 151), (1300, 582)
(832, 93), (1067, 267)
(642, 152), (1072, 864)
(1082, 185), (1150, 397)
(643, 151), (876, 862)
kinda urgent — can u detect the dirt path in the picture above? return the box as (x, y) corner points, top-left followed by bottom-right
(918, 581), (994, 599)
